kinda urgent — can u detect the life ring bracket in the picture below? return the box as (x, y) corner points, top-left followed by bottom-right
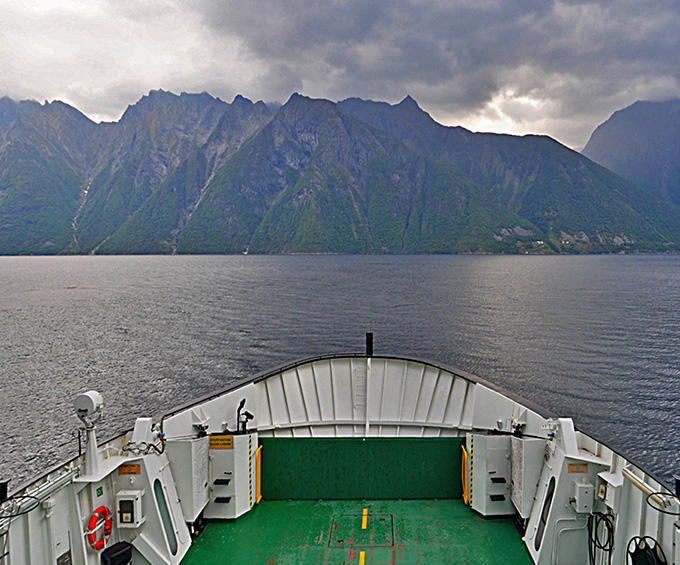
(85, 505), (113, 551)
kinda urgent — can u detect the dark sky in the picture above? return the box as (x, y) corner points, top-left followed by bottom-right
(2, 0), (679, 148)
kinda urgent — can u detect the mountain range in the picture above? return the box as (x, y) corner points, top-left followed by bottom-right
(1, 90), (679, 255)
(582, 98), (680, 208)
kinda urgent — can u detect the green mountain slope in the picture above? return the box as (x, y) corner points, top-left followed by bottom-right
(0, 101), (98, 254)
(178, 95), (537, 254)
(97, 150), (209, 254)
(98, 95), (273, 254)
(75, 90), (233, 253)
(339, 97), (680, 252)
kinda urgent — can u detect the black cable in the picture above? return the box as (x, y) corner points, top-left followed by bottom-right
(149, 437), (165, 454)
(645, 492), (680, 516)
(73, 429), (82, 456)
(588, 512), (614, 565)
(0, 495), (40, 518)
(121, 439), (165, 455)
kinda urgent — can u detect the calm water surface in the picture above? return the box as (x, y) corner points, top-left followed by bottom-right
(1, 255), (679, 487)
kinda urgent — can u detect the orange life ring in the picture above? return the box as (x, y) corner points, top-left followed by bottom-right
(87, 506), (112, 550)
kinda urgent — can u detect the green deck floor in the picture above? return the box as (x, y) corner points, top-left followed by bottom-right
(181, 499), (533, 564)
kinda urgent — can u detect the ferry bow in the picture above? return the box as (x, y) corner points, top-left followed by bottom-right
(1, 345), (677, 564)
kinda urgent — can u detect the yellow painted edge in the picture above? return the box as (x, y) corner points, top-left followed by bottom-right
(359, 550), (365, 565)
(461, 445), (469, 505)
(255, 445), (263, 504)
(361, 508), (368, 529)
(249, 436), (252, 507)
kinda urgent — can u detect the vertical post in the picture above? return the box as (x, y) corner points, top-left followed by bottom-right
(365, 356), (372, 437)
(84, 426), (101, 477)
(365, 333), (374, 436)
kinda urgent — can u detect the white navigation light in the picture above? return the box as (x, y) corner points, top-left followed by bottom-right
(74, 390), (103, 418)
(74, 390), (104, 477)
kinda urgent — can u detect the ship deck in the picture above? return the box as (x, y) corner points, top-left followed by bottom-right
(181, 499), (532, 564)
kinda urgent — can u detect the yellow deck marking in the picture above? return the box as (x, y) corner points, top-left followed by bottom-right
(361, 508), (368, 529)
(359, 550), (365, 564)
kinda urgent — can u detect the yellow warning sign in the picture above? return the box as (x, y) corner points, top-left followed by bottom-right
(118, 463), (141, 475)
(209, 435), (233, 449)
(568, 463), (588, 474)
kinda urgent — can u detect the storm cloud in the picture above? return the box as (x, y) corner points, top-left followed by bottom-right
(1, 0), (679, 148)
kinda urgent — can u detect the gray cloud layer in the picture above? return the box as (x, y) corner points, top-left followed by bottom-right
(2, 0), (679, 148)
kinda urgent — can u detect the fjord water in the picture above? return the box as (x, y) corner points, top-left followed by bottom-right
(1, 255), (680, 488)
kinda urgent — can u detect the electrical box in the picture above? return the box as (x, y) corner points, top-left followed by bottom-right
(165, 436), (210, 522)
(510, 436), (547, 518)
(467, 433), (514, 516)
(573, 481), (594, 513)
(116, 490), (145, 528)
(204, 432), (258, 520)
(597, 470), (623, 513)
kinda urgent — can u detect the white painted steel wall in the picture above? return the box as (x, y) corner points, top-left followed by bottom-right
(161, 357), (547, 439)
(251, 357), (547, 439)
